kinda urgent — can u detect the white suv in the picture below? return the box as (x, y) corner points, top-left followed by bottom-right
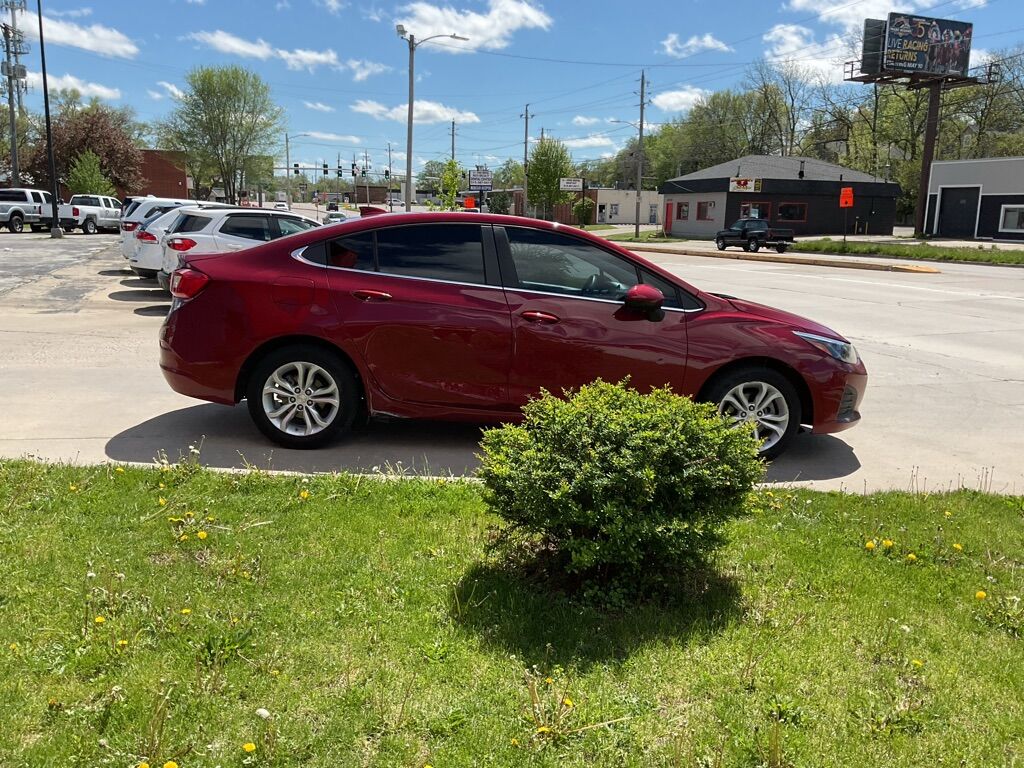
(157, 208), (320, 289)
(130, 202), (234, 278)
(120, 197), (194, 262)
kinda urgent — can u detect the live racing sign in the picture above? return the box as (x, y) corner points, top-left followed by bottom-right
(884, 12), (972, 77)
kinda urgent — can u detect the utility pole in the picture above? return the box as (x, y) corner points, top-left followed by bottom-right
(634, 70), (646, 240)
(364, 148), (370, 205)
(387, 141), (393, 211)
(2, 0), (28, 186)
(450, 119), (456, 160)
(284, 133), (290, 205)
(914, 81), (942, 237)
(9, 0), (20, 112)
(521, 103), (532, 217)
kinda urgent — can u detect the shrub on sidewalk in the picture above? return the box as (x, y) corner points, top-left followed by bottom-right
(478, 381), (763, 580)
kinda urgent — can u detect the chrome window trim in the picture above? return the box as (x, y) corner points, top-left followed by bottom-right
(291, 247), (701, 312)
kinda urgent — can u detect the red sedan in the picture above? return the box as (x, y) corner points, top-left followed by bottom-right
(160, 212), (866, 458)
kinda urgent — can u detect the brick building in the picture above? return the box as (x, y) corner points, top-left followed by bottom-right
(136, 149), (190, 199)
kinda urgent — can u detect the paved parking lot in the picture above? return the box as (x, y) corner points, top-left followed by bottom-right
(0, 233), (1021, 492)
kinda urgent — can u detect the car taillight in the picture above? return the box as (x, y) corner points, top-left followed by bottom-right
(167, 237), (197, 252)
(136, 229), (158, 242)
(170, 268), (209, 300)
(122, 221), (138, 232)
(72, 207), (79, 217)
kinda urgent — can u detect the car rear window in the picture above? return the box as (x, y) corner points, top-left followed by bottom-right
(171, 214), (212, 234)
(220, 214), (272, 241)
(0, 189), (27, 202)
(375, 224), (485, 285)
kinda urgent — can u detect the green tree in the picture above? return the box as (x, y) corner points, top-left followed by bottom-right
(419, 159), (447, 195)
(488, 190), (511, 215)
(492, 158), (524, 189)
(572, 196), (595, 227)
(438, 158), (463, 211)
(66, 150), (116, 195)
(157, 65), (283, 203)
(527, 138), (574, 219)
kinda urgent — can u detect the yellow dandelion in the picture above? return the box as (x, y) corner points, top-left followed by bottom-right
(911, 659), (924, 668)
(179, 534), (188, 542)
(158, 497), (167, 506)
(159, 482), (165, 489)
(882, 539), (894, 549)
(180, 608), (191, 616)
(536, 725), (551, 733)
(117, 639), (128, 649)
(197, 531), (208, 540)
(865, 540), (875, 551)
(944, 510), (952, 518)
(906, 553), (917, 562)
(138, 763), (149, 768)
(163, 762), (178, 768)
(510, 738), (520, 746)
(8, 642), (17, 651)
(953, 543), (963, 552)
(243, 742), (257, 753)
(562, 697), (574, 708)
(270, 669), (280, 676)
(205, 515), (215, 522)
(299, 489), (311, 500)
(185, 511), (194, 519)
(94, 615), (106, 625)
(115, 466), (126, 474)
(976, 590), (987, 600)
(544, 677), (553, 685)
(69, 483), (77, 492)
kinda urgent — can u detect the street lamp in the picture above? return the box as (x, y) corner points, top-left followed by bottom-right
(397, 25), (468, 212)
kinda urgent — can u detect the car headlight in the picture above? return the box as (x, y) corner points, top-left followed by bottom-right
(794, 331), (859, 364)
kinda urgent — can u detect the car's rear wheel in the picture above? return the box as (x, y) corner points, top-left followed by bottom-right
(776, 244), (788, 254)
(246, 345), (358, 449)
(706, 367), (800, 460)
(746, 237), (760, 253)
(83, 219), (98, 235)
(715, 237), (726, 251)
(8, 214), (23, 233)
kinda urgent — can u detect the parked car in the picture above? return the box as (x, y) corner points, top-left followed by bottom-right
(326, 201), (338, 211)
(0, 188), (53, 232)
(156, 208), (321, 290)
(120, 198), (194, 263)
(53, 194), (122, 234)
(322, 211), (349, 225)
(130, 202), (235, 279)
(159, 212), (866, 458)
(272, 201), (290, 211)
(715, 218), (795, 253)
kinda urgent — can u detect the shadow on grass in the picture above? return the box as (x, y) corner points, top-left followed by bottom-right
(450, 557), (742, 668)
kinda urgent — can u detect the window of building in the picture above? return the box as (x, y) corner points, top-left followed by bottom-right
(376, 224), (486, 284)
(675, 202), (689, 220)
(739, 202), (770, 219)
(696, 201), (715, 221)
(999, 205), (1024, 233)
(609, 203), (619, 217)
(777, 202), (807, 222)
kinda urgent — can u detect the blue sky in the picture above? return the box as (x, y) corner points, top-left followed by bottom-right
(17, 0), (1018, 175)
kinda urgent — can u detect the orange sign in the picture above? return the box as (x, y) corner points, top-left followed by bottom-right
(463, 196), (476, 209)
(839, 187), (854, 208)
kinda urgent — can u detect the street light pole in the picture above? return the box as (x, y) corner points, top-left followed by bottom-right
(37, 0), (60, 238)
(634, 70), (645, 240)
(397, 26), (468, 214)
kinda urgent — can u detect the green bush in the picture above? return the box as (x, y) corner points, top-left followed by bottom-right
(478, 381), (763, 578)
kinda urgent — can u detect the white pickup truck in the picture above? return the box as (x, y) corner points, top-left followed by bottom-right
(55, 194), (122, 234)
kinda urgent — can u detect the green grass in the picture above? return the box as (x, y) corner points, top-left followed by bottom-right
(2, 460), (1023, 766)
(579, 224), (617, 232)
(601, 230), (678, 243)
(792, 238), (1024, 265)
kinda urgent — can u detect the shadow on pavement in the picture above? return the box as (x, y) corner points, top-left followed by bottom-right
(134, 305), (169, 317)
(764, 433), (861, 483)
(105, 403), (485, 474)
(98, 268), (131, 277)
(120, 277), (158, 289)
(108, 289), (169, 302)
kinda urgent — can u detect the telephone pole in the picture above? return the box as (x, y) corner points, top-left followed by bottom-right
(521, 103), (532, 217)
(449, 119), (456, 160)
(634, 70), (646, 240)
(363, 148), (370, 205)
(387, 141), (393, 211)
(2, 0), (28, 185)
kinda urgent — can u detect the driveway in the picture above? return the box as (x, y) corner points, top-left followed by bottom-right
(0, 235), (1020, 492)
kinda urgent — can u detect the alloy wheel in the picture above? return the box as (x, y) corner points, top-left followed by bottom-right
(261, 361), (341, 437)
(717, 380), (790, 452)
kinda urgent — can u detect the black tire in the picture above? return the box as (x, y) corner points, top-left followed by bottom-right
(775, 244), (788, 254)
(8, 214), (23, 233)
(245, 344), (359, 449)
(83, 219), (98, 235)
(705, 366), (801, 460)
(715, 237), (726, 251)
(747, 237), (760, 253)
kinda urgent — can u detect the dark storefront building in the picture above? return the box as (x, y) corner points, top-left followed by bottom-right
(659, 155), (901, 238)
(925, 157), (1024, 240)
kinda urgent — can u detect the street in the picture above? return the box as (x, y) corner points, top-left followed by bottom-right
(0, 233), (1021, 492)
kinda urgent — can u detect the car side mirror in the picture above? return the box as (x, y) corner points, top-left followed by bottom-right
(623, 283), (664, 313)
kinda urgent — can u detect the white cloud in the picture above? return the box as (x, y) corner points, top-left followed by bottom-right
(187, 30), (273, 59)
(572, 115), (601, 126)
(147, 89), (163, 100)
(275, 0), (291, 8)
(345, 59), (392, 81)
(305, 131), (361, 143)
(351, 99), (480, 124)
(562, 135), (616, 149)
(762, 23), (850, 81)
(661, 32), (732, 58)
(317, 0), (345, 12)
(23, 11), (138, 59)
(49, 7), (92, 18)
(277, 47), (340, 71)
(395, 0), (551, 54)
(651, 86), (708, 113)
(185, 0), (206, 4)
(303, 100), (336, 112)
(157, 80), (184, 99)
(26, 70), (120, 100)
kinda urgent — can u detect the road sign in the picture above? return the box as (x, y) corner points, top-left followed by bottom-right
(559, 177), (584, 191)
(839, 187), (854, 208)
(468, 169), (493, 191)
(298, 183), (307, 192)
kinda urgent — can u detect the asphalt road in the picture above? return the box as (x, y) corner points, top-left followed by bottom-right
(0, 233), (1021, 492)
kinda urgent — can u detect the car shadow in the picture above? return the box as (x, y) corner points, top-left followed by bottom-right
(104, 404), (485, 474)
(108, 289), (169, 303)
(120, 277), (157, 289)
(134, 305), (169, 317)
(98, 268), (131, 277)
(764, 433), (861, 483)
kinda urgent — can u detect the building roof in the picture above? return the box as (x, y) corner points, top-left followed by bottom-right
(668, 155), (881, 183)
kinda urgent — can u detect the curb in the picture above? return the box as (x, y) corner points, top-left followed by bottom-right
(626, 245), (942, 274)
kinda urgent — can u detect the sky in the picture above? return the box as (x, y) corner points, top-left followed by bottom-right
(13, 0), (1019, 177)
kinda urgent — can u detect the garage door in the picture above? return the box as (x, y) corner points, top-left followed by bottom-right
(937, 187), (980, 238)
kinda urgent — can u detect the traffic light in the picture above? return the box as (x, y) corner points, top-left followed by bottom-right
(361, 168), (367, 178)
(322, 163), (329, 176)
(351, 163), (357, 178)
(337, 166), (343, 178)
(384, 168), (390, 180)
(293, 163), (299, 176)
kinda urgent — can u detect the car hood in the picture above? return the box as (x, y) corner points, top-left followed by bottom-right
(720, 295), (846, 341)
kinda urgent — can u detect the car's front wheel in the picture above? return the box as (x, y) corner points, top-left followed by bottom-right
(746, 237), (760, 253)
(245, 345), (358, 449)
(715, 237), (726, 251)
(707, 367), (800, 459)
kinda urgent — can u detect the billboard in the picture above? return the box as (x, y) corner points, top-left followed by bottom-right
(729, 178), (762, 193)
(884, 13), (972, 76)
(468, 169), (493, 191)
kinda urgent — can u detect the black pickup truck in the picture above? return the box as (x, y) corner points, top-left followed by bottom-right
(714, 218), (795, 253)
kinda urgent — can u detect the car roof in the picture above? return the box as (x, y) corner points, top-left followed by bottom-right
(170, 206), (319, 223)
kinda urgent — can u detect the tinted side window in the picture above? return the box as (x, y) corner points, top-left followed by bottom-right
(505, 227), (638, 300)
(31, 191), (44, 203)
(0, 190), (26, 202)
(172, 214), (212, 234)
(220, 214), (272, 241)
(639, 268), (701, 311)
(276, 217), (318, 237)
(326, 232), (374, 270)
(375, 224), (485, 284)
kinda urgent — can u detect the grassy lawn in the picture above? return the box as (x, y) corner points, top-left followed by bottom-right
(602, 230), (678, 243)
(2, 460), (1023, 766)
(792, 238), (1024, 266)
(579, 224), (617, 232)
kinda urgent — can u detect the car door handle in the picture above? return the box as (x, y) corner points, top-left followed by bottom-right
(351, 289), (392, 302)
(521, 310), (560, 324)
